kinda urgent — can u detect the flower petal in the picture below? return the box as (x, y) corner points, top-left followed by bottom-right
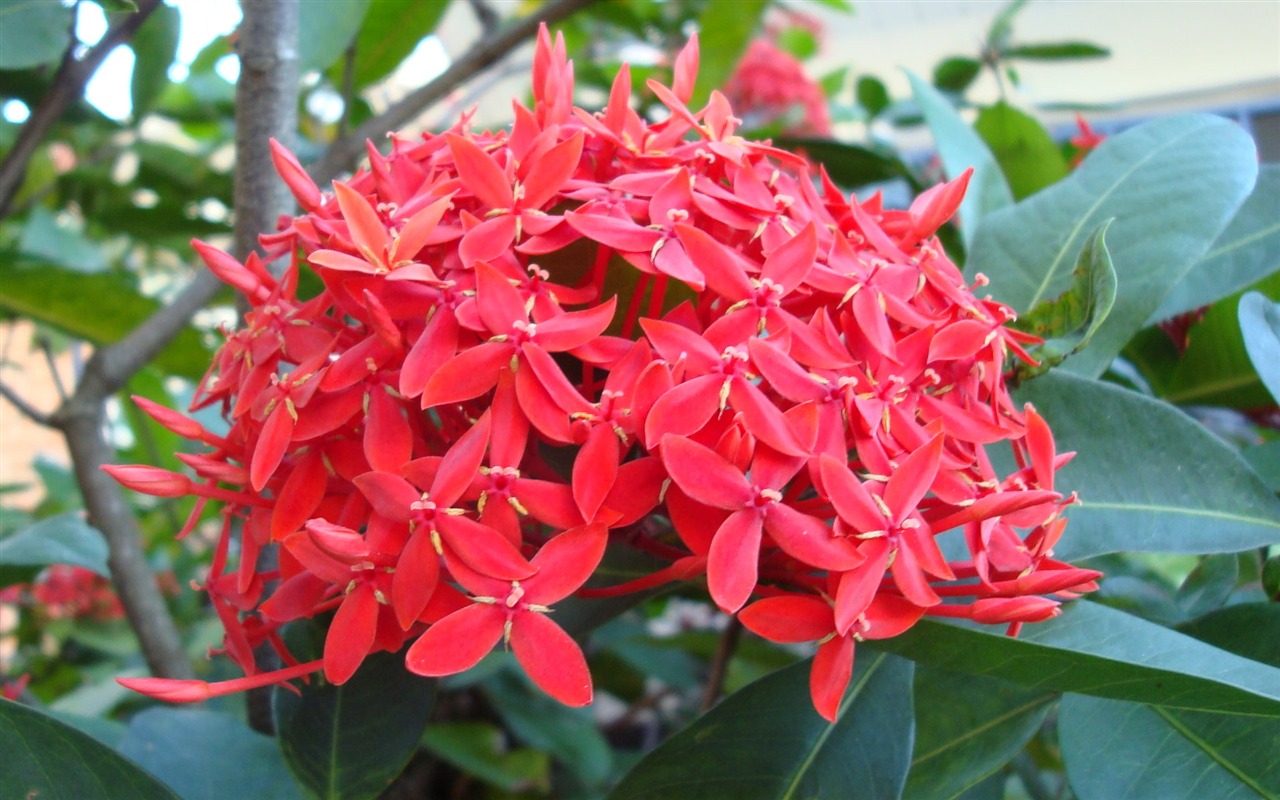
(510, 611), (593, 706)
(707, 509), (763, 613)
(405, 603), (505, 677)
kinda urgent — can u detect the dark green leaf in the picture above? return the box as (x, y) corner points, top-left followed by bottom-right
(1264, 556), (1280, 600)
(0, 513), (109, 587)
(691, 0), (768, 107)
(297, 0), (370, 73)
(610, 653), (915, 800)
(856, 75), (889, 118)
(907, 71), (1013, 247)
(129, 4), (180, 117)
(331, 0), (451, 89)
(906, 667), (1054, 800)
(1004, 42), (1110, 60)
(1177, 603), (1280, 669)
(1060, 695), (1280, 800)
(1174, 555), (1239, 618)
(0, 700), (180, 800)
(0, 0), (71, 69)
(974, 101), (1068, 199)
(1156, 165), (1280, 321)
(867, 601), (1280, 715)
(968, 114), (1258, 377)
(118, 708), (300, 800)
(1014, 371), (1280, 560)
(18, 207), (108, 273)
(274, 641), (436, 800)
(420, 722), (549, 793)
(1239, 291), (1280, 403)
(776, 137), (919, 191)
(932, 57), (981, 94)
(1011, 220), (1116, 383)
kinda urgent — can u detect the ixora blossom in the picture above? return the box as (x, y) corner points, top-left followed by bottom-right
(111, 26), (1098, 721)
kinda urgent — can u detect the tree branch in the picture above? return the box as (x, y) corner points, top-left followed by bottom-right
(309, 0), (600, 184)
(0, 0), (162, 219)
(0, 380), (52, 427)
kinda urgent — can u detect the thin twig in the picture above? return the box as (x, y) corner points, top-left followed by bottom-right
(0, 0), (162, 218)
(0, 380), (52, 427)
(700, 616), (743, 712)
(37, 337), (69, 402)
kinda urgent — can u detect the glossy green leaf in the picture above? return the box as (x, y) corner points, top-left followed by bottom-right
(691, 0), (768, 108)
(297, 0), (370, 73)
(330, 0), (451, 89)
(968, 114), (1258, 377)
(908, 71), (1013, 248)
(611, 653), (915, 800)
(1014, 371), (1280, 560)
(118, 708), (300, 800)
(974, 101), (1068, 200)
(1011, 220), (1116, 384)
(274, 644), (436, 800)
(0, 0), (71, 69)
(0, 700), (180, 800)
(18, 207), (108, 273)
(1240, 291), (1280, 403)
(0, 513), (109, 587)
(1174, 554), (1239, 618)
(1177, 603), (1280, 668)
(774, 137), (918, 191)
(1003, 42), (1110, 60)
(866, 601), (1280, 716)
(129, 3), (180, 117)
(1155, 165), (1280, 321)
(905, 667), (1054, 800)
(932, 57), (981, 94)
(420, 722), (550, 793)
(0, 257), (211, 381)
(1060, 695), (1280, 800)
(856, 75), (890, 118)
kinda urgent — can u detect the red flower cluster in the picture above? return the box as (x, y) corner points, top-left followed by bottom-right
(724, 38), (832, 137)
(0, 566), (124, 622)
(112, 27), (1097, 720)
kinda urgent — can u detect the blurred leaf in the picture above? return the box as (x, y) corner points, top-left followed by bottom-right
(819, 66), (848, 99)
(119, 708), (301, 800)
(808, 0), (854, 11)
(1156, 165), (1280, 321)
(775, 27), (817, 60)
(856, 75), (889, 118)
(986, 0), (1028, 52)
(1239, 291), (1280, 403)
(1014, 371), (1280, 561)
(0, 701), (180, 800)
(0, 0), (71, 69)
(1265, 556), (1280, 599)
(905, 667), (1054, 800)
(867, 601), (1280, 715)
(297, 0), (370, 73)
(0, 257), (211, 380)
(274, 639), (436, 800)
(932, 57), (981, 94)
(1177, 603), (1280, 667)
(1011, 220), (1116, 384)
(1004, 42), (1110, 60)
(611, 653), (915, 800)
(420, 722), (550, 793)
(129, 3), (180, 118)
(18, 207), (108, 273)
(908, 71), (1013, 247)
(1060, 694), (1280, 800)
(330, 0), (451, 89)
(691, 0), (768, 107)
(776, 137), (919, 191)
(968, 114), (1258, 377)
(974, 100), (1068, 199)
(1174, 555), (1239, 618)
(0, 513), (109, 587)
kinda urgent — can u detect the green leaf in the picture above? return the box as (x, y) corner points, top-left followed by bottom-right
(0, 700), (180, 800)
(1239, 291), (1280, 403)
(610, 653), (915, 800)
(274, 642), (436, 800)
(0, 0), (71, 69)
(932, 57), (981, 94)
(129, 3), (180, 118)
(867, 601), (1280, 716)
(118, 708), (301, 800)
(986, 0), (1029, 53)
(907, 71), (1013, 248)
(420, 722), (549, 793)
(18, 207), (109, 273)
(905, 667), (1054, 800)
(775, 27), (818, 60)
(774, 137), (918, 191)
(1013, 371), (1280, 560)
(1176, 604), (1280, 668)
(1060, 695), (1280, 800)
(1155, 164), (1280, 321)
(1003, 42), (1110, 60)
(1264, 555), (1280, 599)
(0, 257), (212, 381)
(967, 114), (1258, 377)
(1174, 554), (1239, 618)
(298, 0), (370, 73)
(974, 101), (1068, 200)
(691, 0), (769, 108)
(856, 75), (890, 118)
(0, 513), (109, 587)
(329, 0), (451, 89)
(1010, 219), (1116, 384)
